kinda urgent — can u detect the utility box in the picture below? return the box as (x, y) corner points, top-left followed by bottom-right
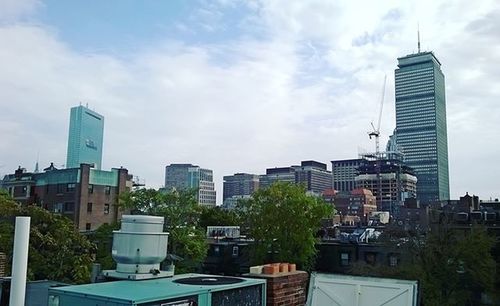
(306, 273), (418, 306)
(48, 274), (266, 306)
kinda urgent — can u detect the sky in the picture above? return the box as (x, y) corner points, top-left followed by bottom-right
(1, 0), (499, 203)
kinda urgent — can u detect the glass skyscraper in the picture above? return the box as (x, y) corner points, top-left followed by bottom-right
(394, 51), (450, 203)
(66, 105), (104, 170)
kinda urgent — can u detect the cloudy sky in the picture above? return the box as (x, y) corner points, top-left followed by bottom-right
(1, 0), (499, 203)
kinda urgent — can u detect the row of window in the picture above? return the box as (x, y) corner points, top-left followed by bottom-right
(51, 183), (112, 195)
(87, 202), (110, 214)
(340, 252), (399, 267)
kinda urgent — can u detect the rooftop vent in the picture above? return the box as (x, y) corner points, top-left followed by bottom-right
(103, 215), (172, 280)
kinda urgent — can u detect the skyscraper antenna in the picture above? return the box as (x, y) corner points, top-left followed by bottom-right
(417, 23), (421, 53)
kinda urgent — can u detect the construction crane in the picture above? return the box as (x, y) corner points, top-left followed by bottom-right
(368, 75), (387, 155)
(368, 75), (387, 212)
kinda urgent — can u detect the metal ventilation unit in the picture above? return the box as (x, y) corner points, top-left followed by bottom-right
(102, 215), (172, 280)
(48, 274), (266, 306)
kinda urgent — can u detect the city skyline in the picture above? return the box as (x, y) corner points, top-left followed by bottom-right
(1, 1), (499, 203)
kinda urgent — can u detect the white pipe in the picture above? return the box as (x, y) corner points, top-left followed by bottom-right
(9, 216), (30, 306)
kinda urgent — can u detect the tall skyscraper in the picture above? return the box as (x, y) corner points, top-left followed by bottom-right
(164, 163), (217, 207)
(66, 105), (104, 170)
(394, 51), (450, 203)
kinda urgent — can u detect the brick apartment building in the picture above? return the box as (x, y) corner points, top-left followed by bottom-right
(1, 163), (130, 231)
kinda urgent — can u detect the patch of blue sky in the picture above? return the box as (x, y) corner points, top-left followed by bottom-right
(35, 0), (263, 59)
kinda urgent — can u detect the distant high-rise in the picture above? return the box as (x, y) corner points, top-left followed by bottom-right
(164, 164), (216, 206)
(66, 105), (104, 170)
(223, 173), (259, 201)
(260, 161), (332, 195)
(331, 159), (364, 192)
(394, 51), (450, 203)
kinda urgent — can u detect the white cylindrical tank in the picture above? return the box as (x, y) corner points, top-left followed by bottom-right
(112, 215), (169, 274)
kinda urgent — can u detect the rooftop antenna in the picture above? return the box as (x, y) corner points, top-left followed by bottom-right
(417, 23), (421, 53)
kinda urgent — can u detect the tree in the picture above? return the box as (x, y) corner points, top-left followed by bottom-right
(119, 188), (208, 273)
(412, 226), (496, 306)
(237, 182), (333, 270)
(349, 223), (497, 306)
(199, 206), (240, 230)
(88, 222), (120, 270)
(0, 190), (95, 284)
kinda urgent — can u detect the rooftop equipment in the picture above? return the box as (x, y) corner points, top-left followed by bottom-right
(102, 215), (172, 280)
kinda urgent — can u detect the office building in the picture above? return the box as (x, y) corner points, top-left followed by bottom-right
(66, 105), (104, 170)
(223, 173), (259, 207)
(164, 164), (216, 206)
(331, 159), (364, 192)
(394, 51), (450, 203)
(259, 167), (297, 189)
(260, 161), (332, 195)
(294, 161), (332, 195)
(1, 163), (130, 231)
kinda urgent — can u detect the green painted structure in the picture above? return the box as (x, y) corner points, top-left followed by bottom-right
(48, 274), (266, 306)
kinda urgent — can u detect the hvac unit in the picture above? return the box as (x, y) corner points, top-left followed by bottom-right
(48, 274), (266, 306)
(47, 215), (266, 305)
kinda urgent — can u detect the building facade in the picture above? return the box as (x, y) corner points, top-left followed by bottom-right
(1, 163), (129, 231)
(260, 161), (332, 195)
(394, 51), (450, 203)
(223, 173), (259, 207)
(355, 157), (417, 212)
(331, 159), (364, 192)
(164, 164), (216, 206)
(66, 105), (105, 170)
(294, 161), (332, 195)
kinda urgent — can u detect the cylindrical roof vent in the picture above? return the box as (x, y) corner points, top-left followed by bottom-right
(112, 215), (169, 274)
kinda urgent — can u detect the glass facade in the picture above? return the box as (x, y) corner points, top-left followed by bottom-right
(66, 105), (104, 170)
(395, 52), (450, 203)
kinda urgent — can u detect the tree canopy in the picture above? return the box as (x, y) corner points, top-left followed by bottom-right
(0, 190), (94, 284)
(237, 182), (333, 270)
(199, 206), (240, 230)
(119, 188), (208, 273)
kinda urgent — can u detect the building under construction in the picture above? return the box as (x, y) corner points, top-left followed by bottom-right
(355, 152), (417, 212)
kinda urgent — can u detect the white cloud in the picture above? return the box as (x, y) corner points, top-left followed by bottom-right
(0, 0), (41, 22)
(0, 0), (499, 201)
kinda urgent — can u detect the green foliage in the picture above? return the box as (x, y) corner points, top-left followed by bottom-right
(411, 226), (496, 306)
(88, 222), (120, 270)
(237, 182), (333, 270)
(0, 191), (95, 284)
(199, 206), (240, 230)
(119, 188), (208, 274)
(351, 223), (497, 306)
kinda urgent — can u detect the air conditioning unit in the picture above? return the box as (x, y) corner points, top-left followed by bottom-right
(48, 274), (266, 306)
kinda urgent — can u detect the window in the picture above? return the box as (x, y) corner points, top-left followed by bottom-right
(389, 254), (399, 267)
(57, 184), (64, 194)
(105, 186), (111, 195)
(340, 252), (350, 266)
(87, 202), (93, 213)
(365, 252), (377, 265)
(232, 246), (239, 257)
(88, 184), (94, 194)
(67, 183), (76, 192)
(85, 223), (91, 231)
(64, 202), (74, 212)
(104, 204), (110, 214)
(54, 203), (63, 213)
